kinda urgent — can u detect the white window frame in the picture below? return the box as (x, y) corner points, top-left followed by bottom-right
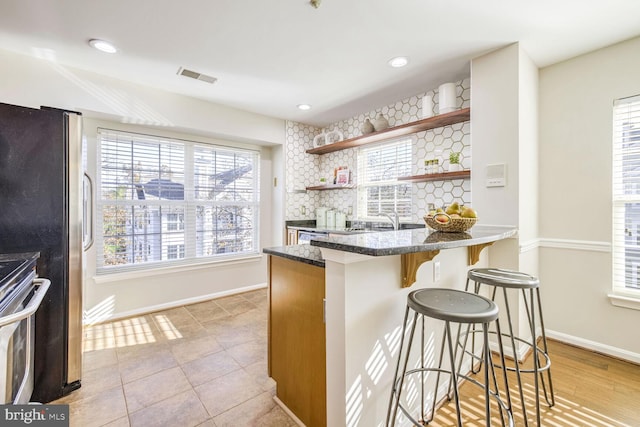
(96, 128), (260, 274)
(610, 94), (640, 309)
(357, 137), (414, 222)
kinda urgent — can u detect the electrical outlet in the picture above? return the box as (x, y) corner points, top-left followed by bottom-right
(433, 261), (441, 282)
(301, 205), (306, 215)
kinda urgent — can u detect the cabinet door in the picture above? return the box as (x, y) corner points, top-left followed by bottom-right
(268, 256), (326, 426)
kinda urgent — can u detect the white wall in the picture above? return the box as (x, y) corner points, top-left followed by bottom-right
(470, 44), (520, 228)
(0, 48), (287, 321)
(518, 49), (540, 244)
(539, 36), (640, 359)
(0, 49), (285, 145)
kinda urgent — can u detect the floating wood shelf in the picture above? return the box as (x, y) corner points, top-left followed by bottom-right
(305, 184), (356, 191)
(398, 170), (471, 183)
(306, 108), (470, 155)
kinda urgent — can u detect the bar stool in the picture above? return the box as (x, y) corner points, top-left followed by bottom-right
(386, 288), (514, 427)
(465, 268), (555, 426)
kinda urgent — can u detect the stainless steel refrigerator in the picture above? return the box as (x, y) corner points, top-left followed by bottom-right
(0, 102), (83, 402)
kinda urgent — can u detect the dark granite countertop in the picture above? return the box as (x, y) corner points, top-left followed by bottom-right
(310, 225), (518, 256)
(263, 245), (325, 267)
(264, 225), (517, 265)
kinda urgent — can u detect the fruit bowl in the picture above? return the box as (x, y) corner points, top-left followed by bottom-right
(424, 213), (477, 233)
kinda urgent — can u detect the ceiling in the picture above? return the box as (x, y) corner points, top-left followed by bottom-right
(1, 0), (639, 127)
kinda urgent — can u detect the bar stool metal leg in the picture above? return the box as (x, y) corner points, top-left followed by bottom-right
(386, 288), (514, 427)
(386, 306), (418, 427)
(465, 268), (556, 426)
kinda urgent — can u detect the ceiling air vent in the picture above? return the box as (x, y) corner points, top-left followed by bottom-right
(176, 67), (217, 84)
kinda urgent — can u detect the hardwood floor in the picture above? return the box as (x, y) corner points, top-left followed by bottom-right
(425, 339), (640, 426)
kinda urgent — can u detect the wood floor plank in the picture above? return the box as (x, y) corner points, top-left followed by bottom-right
(422, 339), (640, 426)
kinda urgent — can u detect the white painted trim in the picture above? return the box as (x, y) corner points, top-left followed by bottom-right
(93, 254), (263, 284)
(83, 282), (267, 325)
(546, 329), (640, 365)
(535, 239), (640, 309)
(608, 293), (640, 311)
(518, 238), (612, 254)
(538, 238), (611, 253)
(519, 238), (539, 253)
(273, 396), (306, 427)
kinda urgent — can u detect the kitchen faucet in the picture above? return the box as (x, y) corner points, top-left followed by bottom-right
(379, 210), (400, 230)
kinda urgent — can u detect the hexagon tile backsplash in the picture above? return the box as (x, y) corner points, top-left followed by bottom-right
(285, 77), (471, 223)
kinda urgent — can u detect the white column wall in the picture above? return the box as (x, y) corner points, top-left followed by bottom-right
(470, 44), (520, 228)
(471, 43), (540, 346)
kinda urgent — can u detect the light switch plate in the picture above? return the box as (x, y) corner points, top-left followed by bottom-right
(486, 163), (506, 187)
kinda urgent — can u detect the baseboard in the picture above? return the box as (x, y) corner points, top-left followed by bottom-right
(84, 282), (267, 325)
(546, 329), (640, 365)
(273, 396), (306, 427)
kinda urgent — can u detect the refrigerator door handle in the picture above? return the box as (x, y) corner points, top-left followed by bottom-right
(83, 172), (94, 251)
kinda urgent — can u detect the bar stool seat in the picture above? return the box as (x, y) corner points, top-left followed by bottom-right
(465, 268), (555, 426)
(387, 288), (514, 427)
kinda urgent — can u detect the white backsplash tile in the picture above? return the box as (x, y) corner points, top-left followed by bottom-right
(285, 77), (472, 223)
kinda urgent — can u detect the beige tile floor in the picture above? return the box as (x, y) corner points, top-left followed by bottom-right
(54, 289), (298, 427)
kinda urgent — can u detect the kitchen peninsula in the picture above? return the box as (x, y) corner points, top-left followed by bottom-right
(264, 225), (517, 426)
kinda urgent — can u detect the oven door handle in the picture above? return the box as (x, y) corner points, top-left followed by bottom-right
(0, 278), (50, 404)
(0, 278), (50, 328)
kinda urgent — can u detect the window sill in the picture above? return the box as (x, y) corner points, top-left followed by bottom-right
(608, 292), (640, 311)
(93, 253), (263, 285)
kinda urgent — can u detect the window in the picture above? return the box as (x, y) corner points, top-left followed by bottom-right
(97, 129), (260, 273)
(612, 94), (640, 299)
(166, 213), (184, 231)
(357, 138), (413, 220)
(167, 244), (185, 260)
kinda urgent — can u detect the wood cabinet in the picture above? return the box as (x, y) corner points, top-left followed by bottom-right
(268, 256), (326, 426)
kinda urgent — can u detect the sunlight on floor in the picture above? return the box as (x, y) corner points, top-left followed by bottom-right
(82, 314), (186, 351)
(153, 314), (184, 340)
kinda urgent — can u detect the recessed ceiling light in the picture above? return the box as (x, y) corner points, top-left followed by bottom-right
(297, 104), (311, 111)
(89, 39), (117, 54)
(388, 56), (409, 68)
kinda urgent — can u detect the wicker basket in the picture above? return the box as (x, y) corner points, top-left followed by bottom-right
(424, 214), (477, 232)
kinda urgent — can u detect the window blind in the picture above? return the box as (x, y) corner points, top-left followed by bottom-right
(96, 129), (260, 273)
(612, 94), (640, 295)
(357, 138), (413, 220)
